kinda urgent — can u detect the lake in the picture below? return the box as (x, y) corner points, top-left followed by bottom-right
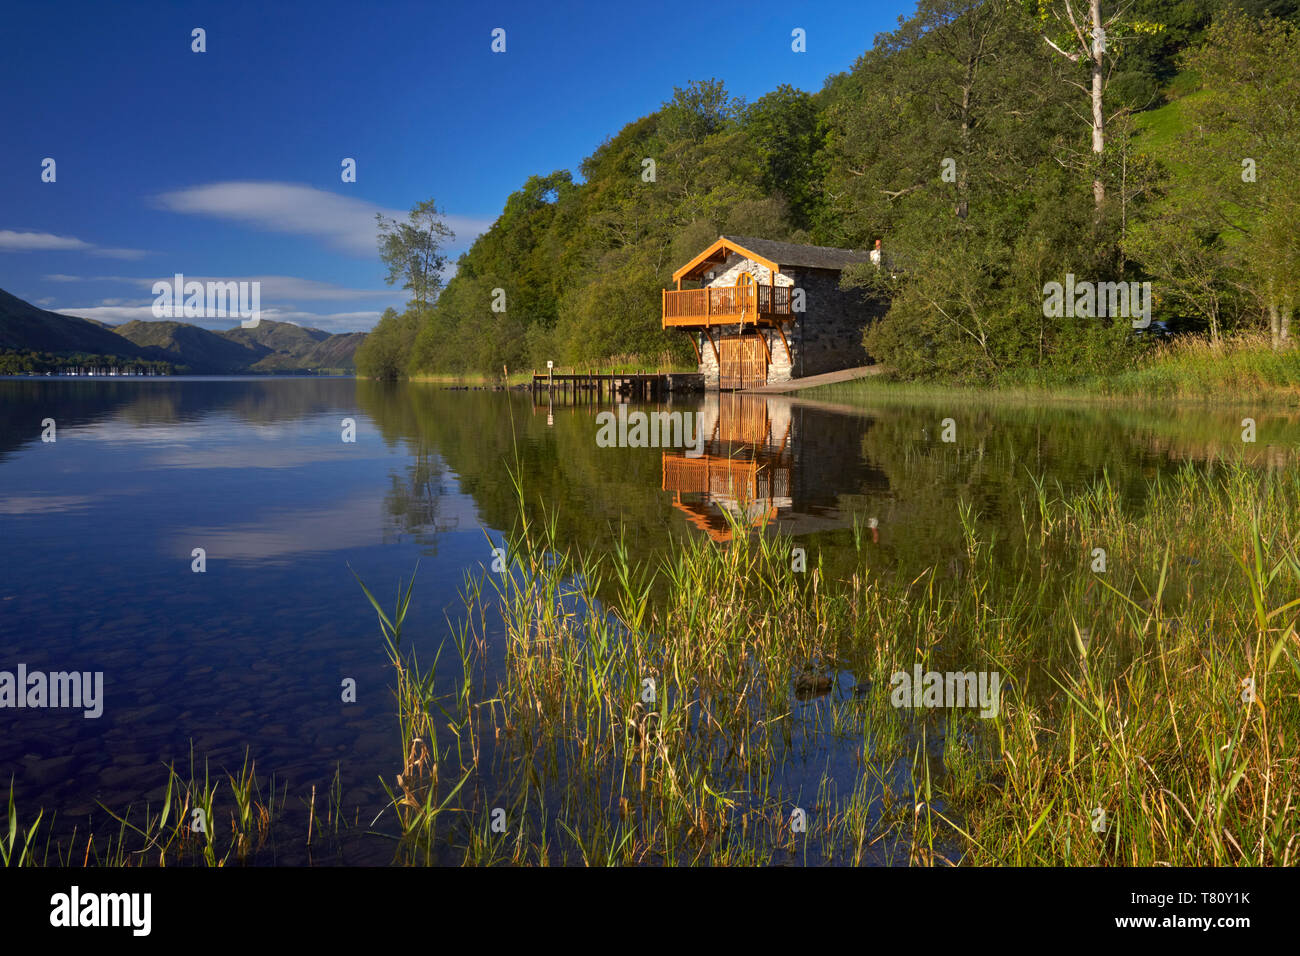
(1, 377), (1295, 863)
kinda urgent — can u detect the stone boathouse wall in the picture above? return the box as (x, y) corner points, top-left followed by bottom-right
(694, 253), (886, 388)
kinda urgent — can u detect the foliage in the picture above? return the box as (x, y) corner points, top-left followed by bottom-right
(376, 199), (455, 309)
(382, 1), (1298, 382)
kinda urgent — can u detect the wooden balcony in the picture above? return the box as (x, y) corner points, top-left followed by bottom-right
(662, 284), (794, 328)
(662, 454), (791, 501)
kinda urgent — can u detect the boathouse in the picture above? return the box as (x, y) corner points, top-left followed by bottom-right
(662, 236), (888, 389)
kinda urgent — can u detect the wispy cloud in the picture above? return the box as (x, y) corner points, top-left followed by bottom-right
(46, 273), (401, 331)
(0, 229), (149, 258)
(46, 273), (403, 301)
(153, 181), (492, 256)
(58, 301), (381, 333)
(0, 230), (89, 252)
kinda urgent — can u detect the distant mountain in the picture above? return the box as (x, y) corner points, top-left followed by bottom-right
(217, 320), (362, 371)
(0, 288), (366, 373)
(0, 288), (150, 359)
(115, 319), (264, 373)
(298, 332), (367, 370)
(221, 320), (328, 354)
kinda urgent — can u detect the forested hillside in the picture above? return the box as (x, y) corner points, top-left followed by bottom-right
(357, 0), (1300, 384)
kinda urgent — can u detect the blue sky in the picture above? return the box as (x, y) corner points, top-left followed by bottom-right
(1, 0), (908, 332)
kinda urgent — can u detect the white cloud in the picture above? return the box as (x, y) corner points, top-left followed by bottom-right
(0, 229), (149, 258)
(45, 274), (403, 331)
(55, 303), (163, 324)
(91, 247), (150, 260)
(56, 302), (380, 333)
(0, 230), (91, 251)
(48, 273), (402, 300)
(153, 181), (492, 256)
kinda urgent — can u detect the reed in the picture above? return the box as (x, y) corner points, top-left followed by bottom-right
(8, 459), (1298, 865)
(359, 458), (1299, 865)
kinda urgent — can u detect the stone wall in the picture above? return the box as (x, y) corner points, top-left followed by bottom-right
(690, 256), (886, 386)
(787, 267), (887, 377)
(701, 253), (796, 289)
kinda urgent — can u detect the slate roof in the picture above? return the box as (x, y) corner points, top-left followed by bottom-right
(721, 236), (876, 271)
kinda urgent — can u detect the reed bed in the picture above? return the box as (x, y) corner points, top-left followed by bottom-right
(360, 459), (1300, 865)
(7, 460), (1299, 865)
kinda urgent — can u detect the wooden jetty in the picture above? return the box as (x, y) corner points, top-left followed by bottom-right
(530, 370), (699, 403)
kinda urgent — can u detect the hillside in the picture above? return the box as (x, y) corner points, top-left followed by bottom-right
(1, 288), (366, 373)
(0, 288), (150, 359)
(281, 330), (366, 371)
(356, 1), (1298, 384)
(115, 319), (266, 373)
(219, 321), (360, 371)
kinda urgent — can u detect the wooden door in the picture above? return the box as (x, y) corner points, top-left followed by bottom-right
(719, 334), (768, 390)
(734, 272), (755, 320)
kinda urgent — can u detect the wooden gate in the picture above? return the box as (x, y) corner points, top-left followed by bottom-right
(718, 334), (768, 390)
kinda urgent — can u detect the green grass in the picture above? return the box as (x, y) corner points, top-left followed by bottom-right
(816, 335), (1300, 408)
(357, 460), (1300, 865)
(8, 460), (1299, 866)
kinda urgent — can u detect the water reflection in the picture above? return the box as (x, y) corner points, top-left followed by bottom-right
(3, 377), (1300, 862)
(664, 394), (793, 540)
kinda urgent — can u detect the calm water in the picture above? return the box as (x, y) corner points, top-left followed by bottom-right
(1, 377), (1295, 862)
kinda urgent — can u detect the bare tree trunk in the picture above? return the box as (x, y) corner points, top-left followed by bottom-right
(1090, 0), (1105, 209)
(1282, 305), (1293, 347)
(1269, 300), (1281, 350)
(1043, 1), (1110, 210)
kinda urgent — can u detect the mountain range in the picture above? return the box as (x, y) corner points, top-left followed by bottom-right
(0, 288), (366, 373)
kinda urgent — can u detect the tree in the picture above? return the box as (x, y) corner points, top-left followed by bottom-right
(376, 199), (456, 309)
(1125, 209), (1236, 342)
(354, 307), (408, 381)
(742, 85), (825, 228)
(827, 0), (1127, 380)
(1035, 0), (1164, 210)
(1170, 10), (1300, 347)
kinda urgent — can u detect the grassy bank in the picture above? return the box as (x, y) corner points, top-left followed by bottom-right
(7, 461), (1299, 865)
(406, 354), (695, 386)
(813, 334), (1300, 407)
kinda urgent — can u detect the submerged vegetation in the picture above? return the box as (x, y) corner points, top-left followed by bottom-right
(9, 460), (1299, 865)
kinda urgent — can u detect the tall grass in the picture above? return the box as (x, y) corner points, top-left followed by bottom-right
(356, 459), (1300, 865)
(8, 460), (1299, 865)
(816, 333), (1300, 406)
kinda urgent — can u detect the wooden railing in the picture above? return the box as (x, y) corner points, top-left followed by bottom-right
(662, 454), (792, 501)
(757, 285), (793, 314)
(662, 284), (794, 326)
(662, 455), (760, 497)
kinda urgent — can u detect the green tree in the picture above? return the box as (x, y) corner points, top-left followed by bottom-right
(1130, 10), (1300, 347)
(354, 307), (408, 380)
(376, 199), (455, 309)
